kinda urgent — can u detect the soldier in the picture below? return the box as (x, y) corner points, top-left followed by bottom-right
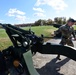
(56, 18), (76, 60)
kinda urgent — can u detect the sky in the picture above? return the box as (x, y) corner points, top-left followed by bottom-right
(0, 0), (76, 24)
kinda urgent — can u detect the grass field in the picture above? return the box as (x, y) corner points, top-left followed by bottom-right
(0, 25), (76, 50)
(0, 26), (57, 50)
(73, 25), (76, 30)
(23, 26), (57, 36)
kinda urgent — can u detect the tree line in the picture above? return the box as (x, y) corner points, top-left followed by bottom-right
(34, 17), (67, 26)
(14, 17), (76, 27)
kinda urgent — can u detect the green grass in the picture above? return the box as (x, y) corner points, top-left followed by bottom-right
(23, 26), (57, 36)
(73, 25), (76, 30)
(0, 29), (8, 38)
(0, 38), (12, 50)
(0, 25), (76, 50)
(0, 26), (57, 50)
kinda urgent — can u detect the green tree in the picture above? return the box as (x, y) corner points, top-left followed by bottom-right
(47, 19), (53, 25)
(62, 17), (66, 24)
(34, 19), (47, 26)
(54, 17), (59, 24)
(34, 19), (42, 26)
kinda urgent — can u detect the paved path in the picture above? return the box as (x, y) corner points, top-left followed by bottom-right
(47, 38), (76, 47)
(33, 38), (76, 75)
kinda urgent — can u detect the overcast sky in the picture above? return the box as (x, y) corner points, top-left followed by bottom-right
(0, 0), (76, 24)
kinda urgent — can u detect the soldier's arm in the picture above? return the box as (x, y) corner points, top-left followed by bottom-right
(55, 26), (62, 34)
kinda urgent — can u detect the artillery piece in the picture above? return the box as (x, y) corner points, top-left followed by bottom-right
(0, 23), (76, 75)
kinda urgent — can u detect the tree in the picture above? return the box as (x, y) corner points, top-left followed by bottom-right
(47, 19), (53, 25)
(34, 19), (47, 26)
(62, 17), (66, 24)
(54, 17), (67, 24)
(34, 19), (42, 26)
(54, 17), (59, 24)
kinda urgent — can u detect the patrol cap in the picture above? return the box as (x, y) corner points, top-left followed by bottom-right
(68, 18), (76, 22)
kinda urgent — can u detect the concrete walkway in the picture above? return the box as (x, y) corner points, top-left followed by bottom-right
(33, 38), (76, 75)
(47, 38), (76, 47)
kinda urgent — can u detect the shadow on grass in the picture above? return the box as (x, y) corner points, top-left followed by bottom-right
(36, 57), (70, 75)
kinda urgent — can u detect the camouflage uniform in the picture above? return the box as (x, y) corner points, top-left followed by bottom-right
(56, 24), (76, 60)
(57, 24), (76, 47)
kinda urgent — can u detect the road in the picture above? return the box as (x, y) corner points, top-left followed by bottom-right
(33, 38), (76, 75)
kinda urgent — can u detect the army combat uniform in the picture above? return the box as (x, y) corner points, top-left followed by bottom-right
(56, 24), (76, 60)
(57, 24), (76, 47)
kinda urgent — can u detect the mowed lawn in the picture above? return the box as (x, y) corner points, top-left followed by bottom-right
(0, 26), (57, 50)
(0, 25), (76, 50)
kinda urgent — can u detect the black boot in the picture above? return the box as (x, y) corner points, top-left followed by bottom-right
(56, 54), (61, 60)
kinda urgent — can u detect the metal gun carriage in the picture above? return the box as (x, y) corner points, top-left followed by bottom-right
(0, 23), (76, 75)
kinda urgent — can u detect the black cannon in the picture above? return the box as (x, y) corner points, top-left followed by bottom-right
(0, 23), (76, 75)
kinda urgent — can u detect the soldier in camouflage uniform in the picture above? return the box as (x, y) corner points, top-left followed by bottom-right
(56, 18), (76, 60)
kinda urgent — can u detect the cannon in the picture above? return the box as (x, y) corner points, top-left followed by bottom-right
(0, 23), (76, 75)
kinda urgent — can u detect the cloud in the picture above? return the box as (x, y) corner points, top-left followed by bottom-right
(35, 0), (68, 12)
(34, 12), (46, 17)
(0, 20), (4, 22)
(7, 8), (25, 16)
(7, 8), (26, 22)
(35, 0), (46, 6)
(33, 7), (45, 12)
(33, 7), (46, 17)
(15, 15), (26, 21)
